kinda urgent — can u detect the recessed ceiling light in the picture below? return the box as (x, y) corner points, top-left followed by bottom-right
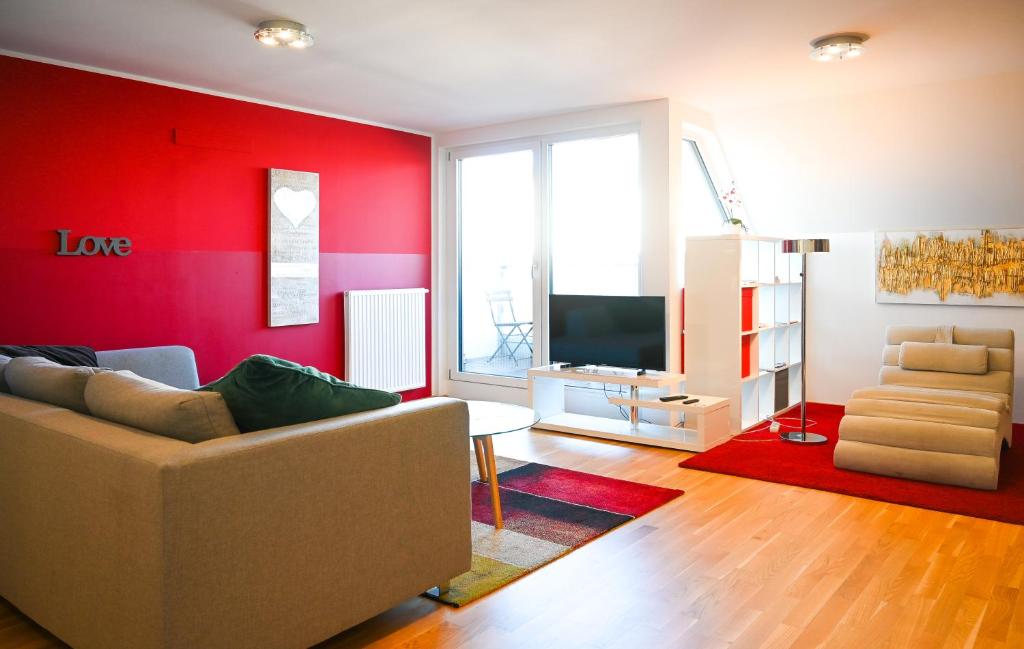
(254, 20), (314, 49)
(810, 33), (867, 62)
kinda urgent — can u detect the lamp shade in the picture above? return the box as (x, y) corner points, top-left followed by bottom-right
(782, 238), (830, 254)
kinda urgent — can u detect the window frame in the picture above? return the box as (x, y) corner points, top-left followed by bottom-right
(545, 125), (644, 300)
(442, 123), (643, 390)
(682, 137), (730, 226)
(680, 122), (737, 228)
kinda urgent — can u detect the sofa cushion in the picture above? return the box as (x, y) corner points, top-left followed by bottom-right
(199, 354), (402, 432)
(5, 356), (102, 413)
(0, 344), (98, 367)
(85, 370), (240, 443)
(846, 398), (1001, 430)
(0, 355), (9, 393)
(834, 439), (998, 490)
(839, 414), (999, 458)
(851, 385), (1008, 413)
(952, 326), (1014, 349)
(880, 366), (1012, 396)
(885, 325), (950, 345)
(95, 346), (200, 390)
(899, 342), (988, 375)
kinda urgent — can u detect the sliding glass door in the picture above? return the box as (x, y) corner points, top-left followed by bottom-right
(446, 126), (642, 386)
(452, 143), (541, 379)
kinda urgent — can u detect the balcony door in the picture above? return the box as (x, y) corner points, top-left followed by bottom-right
(445, 127), (642, 388)
(448, 142), (543, 383)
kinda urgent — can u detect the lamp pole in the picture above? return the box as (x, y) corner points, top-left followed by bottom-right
(780, 238), (829, 444)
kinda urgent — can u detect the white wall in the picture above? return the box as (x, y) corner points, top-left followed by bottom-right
(713, 70), (1024, 234)
(711, 71), (1024, 421)
(806, 232), (1023, 422)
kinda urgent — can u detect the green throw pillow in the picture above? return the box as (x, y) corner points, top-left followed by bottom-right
(199, 355), (402, 432)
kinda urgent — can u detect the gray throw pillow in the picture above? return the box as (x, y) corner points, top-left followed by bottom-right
(0, 355), (10, 393)
(85, 370), (240, 443)
(5, 356), (101, 413)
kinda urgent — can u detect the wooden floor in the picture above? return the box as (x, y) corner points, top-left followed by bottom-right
(3, 428), (1024, 648)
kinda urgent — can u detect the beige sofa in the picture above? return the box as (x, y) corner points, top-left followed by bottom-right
(835, 325), (1014, 490)
(0, 348), (471, 649)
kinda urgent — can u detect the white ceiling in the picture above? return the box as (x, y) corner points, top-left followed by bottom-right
(2, 0), (1023, 133)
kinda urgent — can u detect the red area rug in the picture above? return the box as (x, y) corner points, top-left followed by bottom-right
(428, 459), (682, 606)
(680, 403), (1024, 525)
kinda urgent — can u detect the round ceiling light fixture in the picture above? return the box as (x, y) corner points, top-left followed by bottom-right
(254, 20), (314, 49)
(810, 33), (867, 62)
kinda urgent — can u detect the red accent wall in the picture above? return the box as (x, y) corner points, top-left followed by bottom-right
(0, 56), (433, 397)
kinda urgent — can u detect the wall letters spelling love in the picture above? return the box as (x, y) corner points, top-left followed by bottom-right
(55, 229), (132, 257)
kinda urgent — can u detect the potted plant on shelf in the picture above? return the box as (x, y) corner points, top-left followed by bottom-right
(720, 183), (748, 233)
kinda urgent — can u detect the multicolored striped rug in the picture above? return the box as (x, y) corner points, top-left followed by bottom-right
(426, 456), (683, 607)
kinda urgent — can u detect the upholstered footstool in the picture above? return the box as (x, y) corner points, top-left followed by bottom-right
(836, 386), (1004, 490)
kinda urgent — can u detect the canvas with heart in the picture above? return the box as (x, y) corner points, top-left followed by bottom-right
(273, 186), (317, 229)
(269, 168), (320, 327)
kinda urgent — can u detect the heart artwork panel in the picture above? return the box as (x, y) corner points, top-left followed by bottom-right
(269, 168), (320, 327)
(273, 186), (317, 228)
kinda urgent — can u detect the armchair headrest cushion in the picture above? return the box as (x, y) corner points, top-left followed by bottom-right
(898, 341), (989, 375)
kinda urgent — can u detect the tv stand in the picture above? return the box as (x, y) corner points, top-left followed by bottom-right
(526, 365), (731, 452)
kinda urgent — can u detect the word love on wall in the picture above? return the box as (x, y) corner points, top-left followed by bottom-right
(55, 229), (132, 257)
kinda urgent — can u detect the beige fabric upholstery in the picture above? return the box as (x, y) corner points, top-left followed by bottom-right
(879, 366), (1013, 397)
(0, 394), (471, 649)
(84, 370), (240, 443)
(5, 356), (102, 413)
(840, 412), (999, 456)
(834, 439), (999, 491)
(988, 348), (1015, 372)
(953, 327), (1015, 349)
(899, 341), (988, 375)
(885, 324), (952, 344)
(835, 324), (1015, 490)
(884, 345), (1013, 372)
(851, 385), (1008, 412)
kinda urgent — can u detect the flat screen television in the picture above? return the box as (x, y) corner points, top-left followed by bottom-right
(548, 294), (666, 371)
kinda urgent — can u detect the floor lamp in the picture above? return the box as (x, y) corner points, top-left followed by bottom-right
(780, 238), (830, 444)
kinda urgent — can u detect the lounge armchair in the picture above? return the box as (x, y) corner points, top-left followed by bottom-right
(835, 325), (1014, 490)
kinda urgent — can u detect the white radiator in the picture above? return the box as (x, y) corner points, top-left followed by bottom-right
(344, 288), (429, 392)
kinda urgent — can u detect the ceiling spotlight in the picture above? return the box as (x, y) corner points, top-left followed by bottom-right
(810, 33), (867, 62)
(254, 20), (314, 49)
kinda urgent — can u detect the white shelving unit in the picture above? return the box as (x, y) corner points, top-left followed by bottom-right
(684, 235), (803, 433)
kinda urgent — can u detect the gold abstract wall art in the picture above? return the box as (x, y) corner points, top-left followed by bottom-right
(875, 228), (1024, 306)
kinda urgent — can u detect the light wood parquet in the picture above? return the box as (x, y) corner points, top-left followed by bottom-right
(3, 428), (1022, 648)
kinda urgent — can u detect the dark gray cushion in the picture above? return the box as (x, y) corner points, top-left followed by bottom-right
(0, 345), (98, 367)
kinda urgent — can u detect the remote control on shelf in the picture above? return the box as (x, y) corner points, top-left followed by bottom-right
(682, 398), (700, 405)
(659, 395), (689, 402)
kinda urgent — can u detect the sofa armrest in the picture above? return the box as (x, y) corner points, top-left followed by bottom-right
(0, 398), (187, 649)
(159, 397), (471, 649)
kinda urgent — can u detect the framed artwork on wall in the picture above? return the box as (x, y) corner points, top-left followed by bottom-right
(875, 228), (1024, 307)
(268, 168), (320, 326)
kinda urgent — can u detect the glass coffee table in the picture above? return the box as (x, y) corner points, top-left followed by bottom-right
(467, 400), (537, 529)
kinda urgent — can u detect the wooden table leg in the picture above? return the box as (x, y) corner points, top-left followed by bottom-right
(482, 436), (503, 529)
(473, 438), (488, 482)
